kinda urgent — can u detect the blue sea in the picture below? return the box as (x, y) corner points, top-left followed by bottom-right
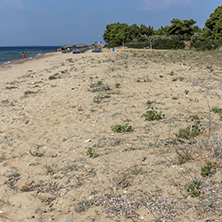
(0, 46), (59, 65)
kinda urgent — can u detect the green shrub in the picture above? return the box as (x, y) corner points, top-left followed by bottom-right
(176, 116), (201, 140)
(176, 124), (200, 140)
(191, 39), (222, 51)
(126, 35), (185, 49)
(111, 123), (132, 133)
(125, 42), (149, 49)
(146, 100), (155, 105)
(90, 81), (110, 92)
(93, 94), (110, 103)
(201, 163), (212, 177)
(29, 150), (43, 157)
(49, 75), (57, 80)
(187, 180), (201, 197)
(184, 89), (189, 95)
(211, 107), (222, 121)
(149, 35), (185, 49)
(24, 91), (35, 95)
(141, 107), (165, 121)
(115, 83), (121, 88)
(211, 107), (222, 114)
(86, 147), (94, 157)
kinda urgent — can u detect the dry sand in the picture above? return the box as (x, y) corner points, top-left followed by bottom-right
(0, 48), (222, 222)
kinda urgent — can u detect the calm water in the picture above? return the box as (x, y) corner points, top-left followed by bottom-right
(0, 46), (59, 65)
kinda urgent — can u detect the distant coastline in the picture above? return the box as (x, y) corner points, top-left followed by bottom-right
(0, 46), (59, 66)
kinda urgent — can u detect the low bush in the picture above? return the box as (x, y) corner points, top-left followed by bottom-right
(191, 39), (222, 51)
(111, 124), (132, 133)
(141, 106), (165, 121)
(126, 35), (185, 49)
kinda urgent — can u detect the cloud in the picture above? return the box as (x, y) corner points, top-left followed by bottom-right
(142, 0), (191, 10)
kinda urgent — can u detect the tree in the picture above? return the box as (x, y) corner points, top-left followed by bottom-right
(139, 24), (154, 37)
(201, 5), (222, 40)
(168, 18), (197, 40)
(103, 23), (154, 46)
(215, 18), (222, 39)
(125, 24), (140, 41)
(154, 26), (170, 35)
(103, 23), (129, 46)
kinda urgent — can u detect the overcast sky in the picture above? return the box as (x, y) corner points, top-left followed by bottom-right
(0, 0), (221, 46)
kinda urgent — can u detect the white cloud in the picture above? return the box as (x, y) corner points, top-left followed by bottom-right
(142, 0), (191, 10)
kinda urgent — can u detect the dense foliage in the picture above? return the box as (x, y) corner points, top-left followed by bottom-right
(191, 5), (222, 50)
(159, 18), (197, 40)
(126, 35), (185, 49)
(103, 5), (222, 50)
(202, 6), (222, 40)
(103, 23), (154, 47)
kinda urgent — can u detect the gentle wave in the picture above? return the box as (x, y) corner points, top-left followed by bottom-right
(0, 46), (59, 65)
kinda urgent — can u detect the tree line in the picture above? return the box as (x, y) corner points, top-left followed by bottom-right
(103, 5), (222, 50)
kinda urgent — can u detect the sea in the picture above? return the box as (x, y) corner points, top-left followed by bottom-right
(0, 46), (59, 65)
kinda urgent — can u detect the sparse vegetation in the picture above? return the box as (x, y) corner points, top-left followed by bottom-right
(93, 93), (110, 103)
(211, 107), (222, 120)
(211, 107), (222, 114)
(2, 38), (222, 221)
(77, 106), (83, 111)
(187, 180), (201, 197)
(176, 116), (201, 140)
(201, 163), (212, 177)
(184, 89), (189, 95)
(49, 75), (57, 80)
(29, 150), (43, 157)
(146, 100), (155, 105)
(60, 69), (68, 73)
(135, 76), (151, 83)
(172, 76), (184, 82)
(197, 135), (222, 159)
(66, 58), (73, 63)
(5, 86), (17, 90)
(90, 81), (110, 92)
(141, 106), (165, 121)
(169, 71), (174, 76)
(111, 123), (132, 133)
(176, 149), (192, 164)
(24, 90), (36, 95)
(115, 83), (121, 88)
(86, 147), (95, 157)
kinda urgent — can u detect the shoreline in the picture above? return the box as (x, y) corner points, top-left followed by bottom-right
(0, 51), (60, 88)
(0, 52), (55, 66)
(0, 45), (59, 66)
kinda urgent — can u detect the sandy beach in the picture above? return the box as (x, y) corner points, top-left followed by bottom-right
(0, 48), (222, 222)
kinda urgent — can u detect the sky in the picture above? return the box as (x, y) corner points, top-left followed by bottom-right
(0, 0), (221, 46)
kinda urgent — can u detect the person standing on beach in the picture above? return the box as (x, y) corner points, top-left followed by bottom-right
(22, 52), (25, 60)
